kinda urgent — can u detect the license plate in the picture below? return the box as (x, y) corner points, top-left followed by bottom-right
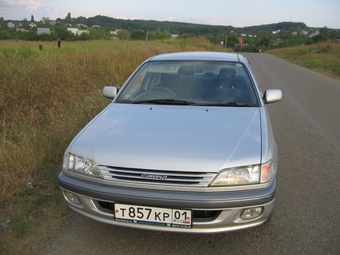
(114, 203), (192, 228)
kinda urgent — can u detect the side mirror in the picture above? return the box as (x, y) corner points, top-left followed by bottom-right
(103, 86), (118, 99)
(263, 89), (282, 104)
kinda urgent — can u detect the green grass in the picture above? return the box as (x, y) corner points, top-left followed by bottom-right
(0, 38), (230, 253)
(267, 42), (340, 78)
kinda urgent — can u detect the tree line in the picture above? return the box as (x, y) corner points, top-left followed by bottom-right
(0, 15), (339, 52)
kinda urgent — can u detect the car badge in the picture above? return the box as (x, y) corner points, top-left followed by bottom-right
(141, 174), (168, 180)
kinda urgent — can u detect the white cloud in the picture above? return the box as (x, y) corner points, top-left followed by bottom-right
(21, 0), (41, 10)
(0, 0), (12, 4)
(116, 15), (145, 20)
(0, 0), (60, 20)
(2, 0), (41, 10)
(210, 19), (224, 25)
(237, 0), (264, 5)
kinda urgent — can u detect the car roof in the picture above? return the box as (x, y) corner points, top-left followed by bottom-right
(148, 51), (243, 62)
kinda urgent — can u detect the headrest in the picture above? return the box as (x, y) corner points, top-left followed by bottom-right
(219, 68), (236, 75)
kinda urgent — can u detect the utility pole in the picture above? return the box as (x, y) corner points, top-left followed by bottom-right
(225, 35), (228, 48)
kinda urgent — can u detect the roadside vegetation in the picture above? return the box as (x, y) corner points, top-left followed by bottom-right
(267, 42), (340, 78)
(0, 38), (229, 254)
(0, 36), (338, 254)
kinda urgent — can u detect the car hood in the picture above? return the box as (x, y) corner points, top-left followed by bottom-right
(70, 104), (262, 173)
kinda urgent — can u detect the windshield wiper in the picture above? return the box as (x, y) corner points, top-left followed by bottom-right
(198, 102), (257, 107)
(131, 99), (197, 105)
(130, 99), (257, 107)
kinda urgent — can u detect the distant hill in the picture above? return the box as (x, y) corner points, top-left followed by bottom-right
(2, 13), (312, 36)
(54, 15), (308, 36)
(2, 14), (337, 51)
(234, 22), (309, 34)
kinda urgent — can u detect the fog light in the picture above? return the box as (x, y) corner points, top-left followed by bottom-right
(240, 207), (263, 219)
(64, 191), (81, 205)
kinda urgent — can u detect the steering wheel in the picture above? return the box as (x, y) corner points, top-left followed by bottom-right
(148, 87), (177, 97)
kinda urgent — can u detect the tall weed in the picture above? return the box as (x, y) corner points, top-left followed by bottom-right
(268, 42), (340, 78)
(0, 38), (228, 241)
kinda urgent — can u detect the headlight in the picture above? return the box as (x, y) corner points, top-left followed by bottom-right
(62, 152), (102, 178)
(210, 165), (260, 186)
(209, 161), (275, 186)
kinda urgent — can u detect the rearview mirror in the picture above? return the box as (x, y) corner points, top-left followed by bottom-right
(178, 66), (203, 75)
(263, 89), (282, 104)
(103, 86), (118, 99)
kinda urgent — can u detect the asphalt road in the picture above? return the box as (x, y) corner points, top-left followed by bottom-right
(37, 53), (340, 255)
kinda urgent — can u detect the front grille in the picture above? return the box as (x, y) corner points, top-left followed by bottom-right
(99, 165), (216, 187)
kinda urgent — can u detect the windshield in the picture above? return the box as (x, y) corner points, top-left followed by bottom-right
(116, 61), (259, 106)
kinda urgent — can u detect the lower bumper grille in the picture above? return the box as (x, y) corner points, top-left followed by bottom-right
(97, 201), (220, 220)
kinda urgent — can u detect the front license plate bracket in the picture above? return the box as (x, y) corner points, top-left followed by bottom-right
(114, 203), (192, 228)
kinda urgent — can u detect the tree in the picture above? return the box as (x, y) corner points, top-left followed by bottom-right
(54, 24), (72, 40)
(258, 35), (271, 47)
(329, 29), (340, 40)
(0, 30), (10, 39)
(130, 29), (146, 40)
(319, 26), (329, 38)
(75, 16), (87, 26)
(88, 27), (107, 40)
(42, 17), (51, 23)
(65, 12), (72, 24)
(224, 33), (239, 48)
(78, 32), (91, 40)
(312, 34), (327, 43)
(148, 29), (171, 40)
(117, 29), (130, 40)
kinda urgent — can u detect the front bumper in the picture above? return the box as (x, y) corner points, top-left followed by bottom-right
(58, 172), (276, 233)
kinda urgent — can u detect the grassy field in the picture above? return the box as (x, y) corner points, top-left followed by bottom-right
(267, 42), (340, 79)
(0, 38), (230, 254)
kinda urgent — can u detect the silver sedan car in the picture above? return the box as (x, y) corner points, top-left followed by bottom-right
(59, 51), (282, 233)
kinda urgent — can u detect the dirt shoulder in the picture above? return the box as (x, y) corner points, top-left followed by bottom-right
(0, 202), (72, 255)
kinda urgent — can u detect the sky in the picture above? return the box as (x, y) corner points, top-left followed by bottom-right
(1, 0), (339, 29)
